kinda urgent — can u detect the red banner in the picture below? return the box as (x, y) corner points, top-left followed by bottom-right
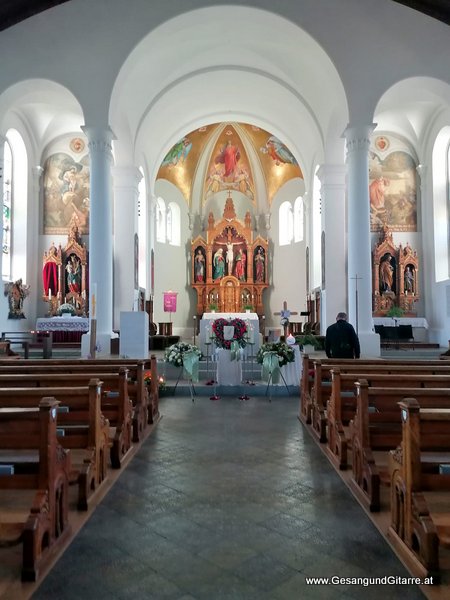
(163, 291), (178, 312)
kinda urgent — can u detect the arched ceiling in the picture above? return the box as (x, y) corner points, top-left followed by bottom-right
(1, 1), (448, 32)
(110, 6), (349, 190)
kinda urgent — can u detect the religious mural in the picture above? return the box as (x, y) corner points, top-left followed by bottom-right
(43, 151), (90, 234)
(369, 144), (417, 232)
(156, 122), (303, 207)
(204, 125), (255, 202)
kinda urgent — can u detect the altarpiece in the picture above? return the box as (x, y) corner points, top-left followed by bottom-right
(191, 196), (268, 317)
(372, 226), (419, 316)
(42, 217), (89, 316)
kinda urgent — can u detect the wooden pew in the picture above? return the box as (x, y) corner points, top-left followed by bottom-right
(299, 355), (450, 428)
(0, 369), (131, 469)
(350, 381), (450, 512)
(0, 357), (159, 443)
(327, 370), (450, 470)
(306, 358), (450, 443)
(0, 398), (72, 581)
(0, 381), (110, 509)
(389, 399), (450, 582)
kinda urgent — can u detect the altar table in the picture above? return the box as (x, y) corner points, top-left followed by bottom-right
(36, 316), (89, 343)
(200, 312), (260, 357)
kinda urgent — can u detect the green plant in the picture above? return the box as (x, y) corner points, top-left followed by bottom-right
(386, 306), (405, 318)
(256, 341), (295, 367)
(295, 333), (319, 349)
(209, 303), (218, 311)
(243, 304), (254, 311)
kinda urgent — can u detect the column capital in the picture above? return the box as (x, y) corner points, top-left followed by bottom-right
(344, 123), (376, 155)
(315, 164), (346, 186)
(81, 126), (115, 159)
(112, 166), (143, 190)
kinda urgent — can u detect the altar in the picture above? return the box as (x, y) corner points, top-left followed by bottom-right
(199, 312), (261, 357)
(35, 316), (89, 343)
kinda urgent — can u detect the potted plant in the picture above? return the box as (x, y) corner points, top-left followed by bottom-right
(243, 304), (253, 313)
(209, 303), (218, 313)
(386, 306), (405, 318)
(295, 333), (319, 353)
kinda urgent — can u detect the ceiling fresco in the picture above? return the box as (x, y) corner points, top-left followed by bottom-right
(156, 122), (303, 206)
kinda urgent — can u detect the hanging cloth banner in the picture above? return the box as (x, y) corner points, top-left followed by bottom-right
(230, 340), (241, 362)
(262, 351), (281, 384)
(182, 350), (199, 383)
(163, 291), (178, 312)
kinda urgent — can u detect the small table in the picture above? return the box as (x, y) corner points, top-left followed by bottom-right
(216, 348), (242, 385)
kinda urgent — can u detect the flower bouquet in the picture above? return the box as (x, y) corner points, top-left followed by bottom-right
(212, 317), (248, 350)
(143, 370), (166, 391)
(164, 342), (202, 367)
(56, 302), (76, 316)
(256, 341), (295, 367)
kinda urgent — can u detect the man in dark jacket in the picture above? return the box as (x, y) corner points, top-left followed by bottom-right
(325, 312), (360, 359)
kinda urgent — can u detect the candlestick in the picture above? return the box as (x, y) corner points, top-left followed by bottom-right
(91, 283), (97, 319)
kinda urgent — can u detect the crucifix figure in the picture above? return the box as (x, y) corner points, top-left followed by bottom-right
(274, 301), (298, 338)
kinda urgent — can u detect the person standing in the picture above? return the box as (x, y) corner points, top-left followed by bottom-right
(325, 312), (360, 359)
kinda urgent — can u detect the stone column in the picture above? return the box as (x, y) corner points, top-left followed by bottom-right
(344, 124), (380, 356)
(112, 166), (142, 326)
(316, 164), (346, 330)
(81, 126), (115, 356)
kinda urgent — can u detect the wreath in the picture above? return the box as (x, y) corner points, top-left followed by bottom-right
(256, 342), (295, 367)
(212, 318), (248, 350)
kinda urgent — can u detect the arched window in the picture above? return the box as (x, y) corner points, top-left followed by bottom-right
(156, 197), (166, 243)
(432, 128), (450, 281)
(167, 201), (181, 246)
(2, 139), (12, 279)
(2, 130), (27, 281)
(293, 196), (304, 243)
(279, 200), (293, 246)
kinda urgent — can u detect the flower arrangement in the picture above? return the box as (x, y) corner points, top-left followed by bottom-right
(212, 317), (248, 350)
(56, 302), (76, 316)
(143, 371), (166, 391)
(164, 342), (202, 367)
(256, 341), (295, 367)
(295, 333), (320, 350)
(386, 306), (405, 318)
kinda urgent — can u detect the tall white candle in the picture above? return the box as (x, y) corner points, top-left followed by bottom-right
(91, 283), (97, 319)
(49, 289), (52, 300)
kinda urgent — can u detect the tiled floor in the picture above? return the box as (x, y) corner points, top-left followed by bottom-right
(32, 395), (426, 600)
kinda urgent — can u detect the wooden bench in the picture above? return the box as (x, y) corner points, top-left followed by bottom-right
(327, 369), (450, 470)
(299, 355), (450, 428)
(389, 399), (450, 582)
(303, 356), (450, 443)
(1, 331), (53, 359)
(0, 380), (110, 510)
(0, 398), (72, 581)
(350, 381), (450, 512)
(0, 357), (160, 442)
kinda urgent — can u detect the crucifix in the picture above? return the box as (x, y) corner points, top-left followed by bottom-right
(274, 300), (298, 338)
(350, 274), (362, 335)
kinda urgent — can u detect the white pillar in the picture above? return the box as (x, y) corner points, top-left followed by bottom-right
(345, 124), (380, 356)
(81, 126), (115, 356)
(317, 164), (346, 330)
(112, 166), (142, 326)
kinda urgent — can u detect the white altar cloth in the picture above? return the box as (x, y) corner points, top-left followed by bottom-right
(36, 316), (89, 332)
(200, 312), (260, 357)
(373, 317), (428, 329)
(215, 348), (243, 385)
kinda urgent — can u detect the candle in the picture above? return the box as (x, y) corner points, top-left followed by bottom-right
(49, 289), (52, 300)
(91, 283), (97, 319)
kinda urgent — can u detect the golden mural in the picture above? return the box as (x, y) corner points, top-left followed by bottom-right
(156, 122), (303, 206)
(240, 123), (303, 204)
(204, 125), (255, 202)
(43, 152), (90, 234)
(369, 150), (417, 232)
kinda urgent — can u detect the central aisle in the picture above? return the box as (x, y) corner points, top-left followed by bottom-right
(33, 396), (425, 599)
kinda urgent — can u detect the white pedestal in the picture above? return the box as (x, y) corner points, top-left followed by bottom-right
(119, 311), (149, 359)
(216, 348), (243, 385)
